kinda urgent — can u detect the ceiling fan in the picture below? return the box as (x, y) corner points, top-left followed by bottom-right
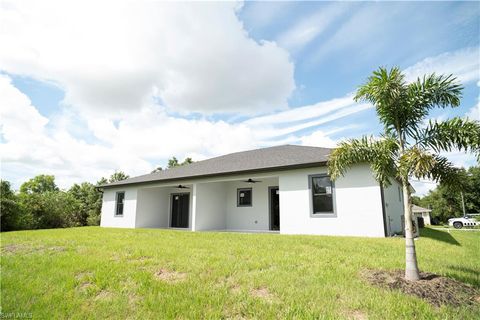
(243, 178), (262, 183)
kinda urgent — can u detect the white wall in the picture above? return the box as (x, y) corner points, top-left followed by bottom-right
(135, 187), (170, 228)
(100, 165), (388, 237)
(225, 178), (278, 231)
(278, 164), (385, 237)
(422, 212), (431, 225)
(100, 186), (138, 228)
(383, 180), (404, 235)
(194, 182), (227, 231)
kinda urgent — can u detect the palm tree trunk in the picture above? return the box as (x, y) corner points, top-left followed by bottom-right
(402, 176), (421, 281)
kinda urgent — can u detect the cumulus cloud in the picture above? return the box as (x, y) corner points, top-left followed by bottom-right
(0, 74), (258, 187)
(403, 47), (480, 84)
(299, 130), (337, 148)
(0, 1), (294, 115)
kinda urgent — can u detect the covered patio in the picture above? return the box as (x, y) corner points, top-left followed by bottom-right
(134, 175), (280, 232)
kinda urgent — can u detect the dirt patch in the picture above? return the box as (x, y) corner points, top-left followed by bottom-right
(94, 290), (114, 301)
(154, 269), (187, 283)
(250, 287), (276, 303)
(47, 246), (66, 252)
(135, 256), (150, 262)
(361, 269), (479, 307)
(2, 244), (65, 255)
(1, 244), (29, 253)
(77, 282), (93, 292)
(344, 310), (368, 320)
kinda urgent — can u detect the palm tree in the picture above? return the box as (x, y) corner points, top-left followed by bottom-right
(328, 67), (480, 281)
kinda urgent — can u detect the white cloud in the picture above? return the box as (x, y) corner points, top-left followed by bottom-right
(299, 130), (337, 148)
(0, 1), (294, 115)
(403, 47), (480, 84)
(466, 101), (479, 121)
(0, 74), (258, 188)
(410, 180), (437, 197)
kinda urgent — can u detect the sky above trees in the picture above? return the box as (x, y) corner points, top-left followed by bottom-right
(0, 1), (478, 195)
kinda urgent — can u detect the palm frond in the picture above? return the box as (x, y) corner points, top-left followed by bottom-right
(415, 117), (480, 157)
(400, 148), (462, 186)
(328, 136), (398, 186)
(354, 67), (408, 133)
(405, 74), (463, 132)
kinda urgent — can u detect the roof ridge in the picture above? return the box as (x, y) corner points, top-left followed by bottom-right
(101, 144), (333, 188)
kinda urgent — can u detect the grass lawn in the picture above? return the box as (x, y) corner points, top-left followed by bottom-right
(1, 227), (479, 319)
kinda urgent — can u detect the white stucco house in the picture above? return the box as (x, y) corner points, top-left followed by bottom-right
(412, 204), (432, 225)
(99, 145), (405, 237)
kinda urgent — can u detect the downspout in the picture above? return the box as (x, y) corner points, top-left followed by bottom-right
(380, 186), (388, 237)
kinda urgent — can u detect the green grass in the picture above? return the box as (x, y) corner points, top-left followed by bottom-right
(1, 227), (479, 319)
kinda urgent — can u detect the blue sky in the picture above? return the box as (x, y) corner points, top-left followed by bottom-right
(0, 1), (479, 195)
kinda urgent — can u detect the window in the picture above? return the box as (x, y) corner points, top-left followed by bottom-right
(237, 188), (252, 207)
(398, 186), (402, 202)
(310, 175), (334, 214)
(115, 192), (125, 216)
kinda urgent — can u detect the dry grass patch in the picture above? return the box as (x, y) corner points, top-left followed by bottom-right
(1, 244), (30, 254)
(1, 244), (65, 255)
(362, 269), (479, 307)
(77, 281), (93, 292)
(94, 290), (114, 301)
(344, 310), (368, 320)
(250, 287), (277, 303)
(154, 268), (187, 283)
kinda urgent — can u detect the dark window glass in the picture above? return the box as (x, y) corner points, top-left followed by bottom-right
(237, 188), (252, 207)
(116, 192), (125, 216)
(311, 176), (334, 214)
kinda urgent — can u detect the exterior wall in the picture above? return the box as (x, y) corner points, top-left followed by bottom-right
(225, 177), (278, 231)
(100, 186), (138, 228)
(135, 187), (170, 228)
(100, 165), (387, 237)
(195, 182), (227, 231)
(422, 212), (431, 225)
(278, 164), (385, 237)
(414, 212), (431, 225)
(383, 179), (405, 235)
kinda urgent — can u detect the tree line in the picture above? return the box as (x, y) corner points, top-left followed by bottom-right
(0, 172), (128, 232)
(412, 166), (480, 223)
(0, 157), (194, 232)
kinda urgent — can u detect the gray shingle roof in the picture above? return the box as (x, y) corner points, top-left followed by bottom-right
(101, 145), (333, 188)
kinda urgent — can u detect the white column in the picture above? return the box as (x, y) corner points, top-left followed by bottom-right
(191, 183), (197, 231)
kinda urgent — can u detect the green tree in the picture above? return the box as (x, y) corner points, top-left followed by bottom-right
(0, 180), (22, 231)
(151, 167), (163, 173)
(96, 177), (108, 186)
(168, 157), (179, 168)
(19, 175), (59, 194)
(167, 157), (194, 169)
(328, 67), (480, 281)
(108, 171), (129, 183)
(68, 182), (103, 226)
(416, 166), (480, 222)
(18, 191), (80, 229)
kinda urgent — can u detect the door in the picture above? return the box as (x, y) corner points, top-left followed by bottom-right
(270, 187), (280, 231)
(171, 193), (189, 228)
